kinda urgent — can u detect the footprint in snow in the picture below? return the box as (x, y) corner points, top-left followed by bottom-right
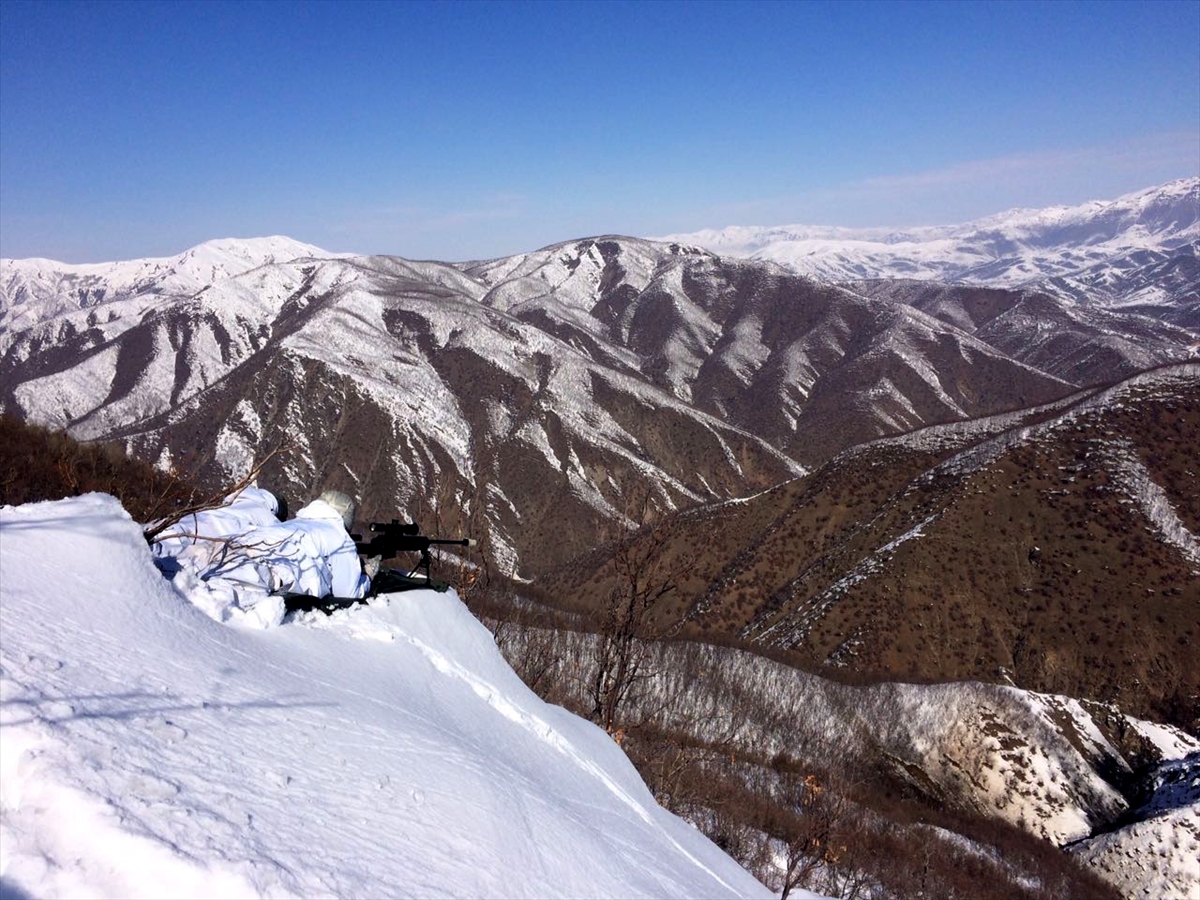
(145, 716), (188, 742)
(126, 772), (181, 802)
(42, 700), (75, 720)
(24, 655), (64, 673)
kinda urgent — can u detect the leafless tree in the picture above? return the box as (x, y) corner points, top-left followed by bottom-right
(588, 499), (693, 735)
(779, 769), (855, 900)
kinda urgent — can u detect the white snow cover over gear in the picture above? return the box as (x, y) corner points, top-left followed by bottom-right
(223, 498), (371, 601)
(0, 493), (783, 899)
(153, 494), (369, 629)
(151, 485), (281, 563)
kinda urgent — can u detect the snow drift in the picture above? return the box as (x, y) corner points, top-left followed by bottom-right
(0, 494), (780, 899)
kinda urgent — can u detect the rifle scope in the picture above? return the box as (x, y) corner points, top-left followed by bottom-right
(370, 520), (420, 534)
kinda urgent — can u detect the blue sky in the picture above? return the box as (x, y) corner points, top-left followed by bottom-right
(2, 0), (1197, 262)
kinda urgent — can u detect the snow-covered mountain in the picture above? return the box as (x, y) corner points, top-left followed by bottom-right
(0, 236), (343, 335)
(0, 243), (807, 574)
(844, 279), (1194, 387)
(659, 178), (1200, 314)
(1, 235), (1194, 576)
(0, 493), (785, 899)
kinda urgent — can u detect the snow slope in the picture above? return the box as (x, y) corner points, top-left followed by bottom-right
(0, 494), (781, 899)
(1067, 752), (1200, 900)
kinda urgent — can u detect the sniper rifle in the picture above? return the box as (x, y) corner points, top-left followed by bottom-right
(353, 519), (476, 587)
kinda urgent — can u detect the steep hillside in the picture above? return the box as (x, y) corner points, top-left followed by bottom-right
(483, 601), (1193, 900)
(1067, 750), (1200, 898)
(845, 280), (1195, 386)
(544, 364), (1200, 729)
(464, 238), (1087, 464)
(0, 493), (777, 899)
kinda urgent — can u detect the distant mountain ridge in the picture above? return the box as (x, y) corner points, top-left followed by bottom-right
(1, 227), (1194, 577)
(0, 236), (343, 334)
(659, 178), (1200, 318)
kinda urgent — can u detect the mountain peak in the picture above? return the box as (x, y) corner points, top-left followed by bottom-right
(183, 234), (341, 263)
(1, 234), (342, 272)
(1, 235), (349, 330)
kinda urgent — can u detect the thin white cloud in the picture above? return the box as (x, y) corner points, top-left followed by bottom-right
(848, 131), (1199, 195)
(704, 131), (1199, 227)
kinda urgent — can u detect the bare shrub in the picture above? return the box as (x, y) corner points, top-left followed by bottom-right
(476, 595), (1123, 900)
(587, 503), (694, 734)
(141, 441), (295, 543)
(0, 414), (200, 519)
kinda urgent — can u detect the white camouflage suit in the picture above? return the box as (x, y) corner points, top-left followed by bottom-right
(153, 488), (369, 628)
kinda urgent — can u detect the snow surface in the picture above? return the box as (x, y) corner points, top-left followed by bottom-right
(1068, 749), (1200, 900)
(0, 494), (781, 899)
(1130, 718), (1200, 762)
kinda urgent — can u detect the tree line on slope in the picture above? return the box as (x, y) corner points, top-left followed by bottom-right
(0, 413), (199, 519)
(466, 521), (1124, 900)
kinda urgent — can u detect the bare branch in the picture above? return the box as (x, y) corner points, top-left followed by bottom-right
(142, 442), (297, 543)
